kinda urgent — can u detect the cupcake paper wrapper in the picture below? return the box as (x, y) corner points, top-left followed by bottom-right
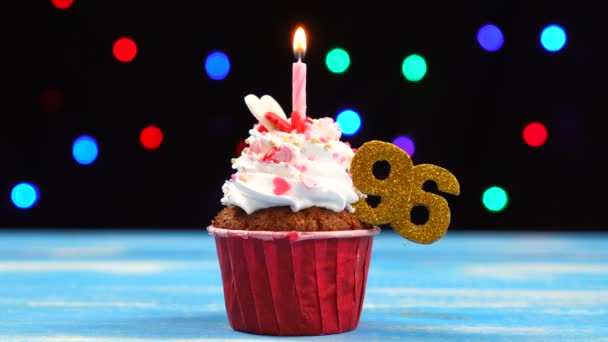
(207, 226), (381, 336)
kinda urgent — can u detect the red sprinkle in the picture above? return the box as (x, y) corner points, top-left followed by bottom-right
(256, 124), (268, 133)
(265, 112), (292, 132)
(273, 177), (291, 195)
(262, 148), (278, 162)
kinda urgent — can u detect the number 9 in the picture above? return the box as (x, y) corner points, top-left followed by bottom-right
(351, 140), (414, 224)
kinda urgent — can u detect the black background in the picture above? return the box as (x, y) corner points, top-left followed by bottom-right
(0, 1), (604, 230)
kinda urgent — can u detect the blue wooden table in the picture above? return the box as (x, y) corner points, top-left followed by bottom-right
(1, 229), (606, 341)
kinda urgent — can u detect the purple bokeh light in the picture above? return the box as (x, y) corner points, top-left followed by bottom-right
(392, 135), (415, 157)
(477, 24), (504, 52)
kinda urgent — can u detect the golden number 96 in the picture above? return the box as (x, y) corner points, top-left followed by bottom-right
(351, 140), (460, 244)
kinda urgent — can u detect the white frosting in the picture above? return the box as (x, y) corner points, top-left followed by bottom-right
(221, 95), (362, 214)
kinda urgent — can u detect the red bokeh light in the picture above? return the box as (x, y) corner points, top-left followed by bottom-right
(236, 139), (248, 156)
(51, 0), (74, 10)
(140, 125), (163, 150)
(523, 122), (548, 147)
(40, 88), (64, 112)
(113, 37), (138, 63)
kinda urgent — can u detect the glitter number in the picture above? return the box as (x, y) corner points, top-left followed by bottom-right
(392, 164), (460, 244)
(351, 140), (413, 224)
(351, 140), (460, 244)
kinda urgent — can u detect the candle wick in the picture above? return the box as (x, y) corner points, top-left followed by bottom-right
(294, 51), (304, 62)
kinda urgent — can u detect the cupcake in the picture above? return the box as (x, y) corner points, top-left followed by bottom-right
(207, 94), (380, 336)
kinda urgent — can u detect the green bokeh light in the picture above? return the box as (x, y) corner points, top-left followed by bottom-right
(401, 54), (427, 82)
(325, 48), (350, 74)
(482, 186), (509, 212)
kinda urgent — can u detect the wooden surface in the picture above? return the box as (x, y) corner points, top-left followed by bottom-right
(1, 229), (607, 341)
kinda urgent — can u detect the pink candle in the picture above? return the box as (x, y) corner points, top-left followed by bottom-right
(292, 27), (307, 116)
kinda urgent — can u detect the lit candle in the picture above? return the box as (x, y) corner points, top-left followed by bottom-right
(292, 27), (307, 116)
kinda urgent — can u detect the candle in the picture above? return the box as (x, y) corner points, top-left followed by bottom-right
(292, 27), (307, 116)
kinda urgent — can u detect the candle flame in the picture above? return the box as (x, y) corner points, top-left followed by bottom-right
(293, 27), (307, 60)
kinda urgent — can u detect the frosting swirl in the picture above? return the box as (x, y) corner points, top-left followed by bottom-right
(221, 95), (362, 214)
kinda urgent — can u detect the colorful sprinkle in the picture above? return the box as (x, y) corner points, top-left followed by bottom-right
(249, 140), (262, 153)
(262, 148), (278, 162)
(300, 174), (318, 189)
(273, 145), (293, 163)
(273, 177), (291, 195)
(256, 124), (268, 133)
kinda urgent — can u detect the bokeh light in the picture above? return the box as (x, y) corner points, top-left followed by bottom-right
(73, 135), (99, 165)
(113, 37), (138, 63)
(51, 0), (73, 10)
(11, 182), (39, 209)
(540, 24), (566, 52)
(402, 54), (427, 82)
(477, 24), (504, 51)
(140, 125), (163, 150)
(40, 88), (64, 112)
(236, 139), (248, 156)
(392, 135), (415, 157)
(205, 51), (231, 80)
(336, 109), (361, 135)
(325, 48), (350, 74)
(523, 122), (548, 147)
(482, 186), (508, 212)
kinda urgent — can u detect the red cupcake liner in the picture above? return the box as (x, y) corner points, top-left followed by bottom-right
(207, 226), (381, 336)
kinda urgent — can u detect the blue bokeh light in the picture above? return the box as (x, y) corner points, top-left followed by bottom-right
(11, 182), (39, 209)
(73, 135), (99, 165)
(205, 51), (231, 80)
(336, 109), (361, 135)
(540, 24), (566, 52)
(477, 24), (504, 52)
(392, 135), (416, 157)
